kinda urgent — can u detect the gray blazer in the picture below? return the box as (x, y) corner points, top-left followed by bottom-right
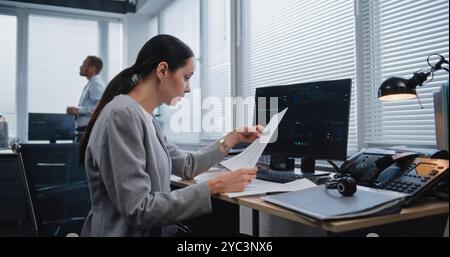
(81, 95), (225, 236)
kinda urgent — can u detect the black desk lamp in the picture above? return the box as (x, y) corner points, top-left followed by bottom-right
(378, 54), (449, 103)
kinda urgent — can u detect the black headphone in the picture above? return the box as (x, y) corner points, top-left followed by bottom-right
(325, 176), (357, 196)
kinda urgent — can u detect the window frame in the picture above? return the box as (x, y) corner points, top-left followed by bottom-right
(0, 5), (124, 141)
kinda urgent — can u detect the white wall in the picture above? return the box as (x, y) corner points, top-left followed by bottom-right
(124, 0), (173, 67)
(136, 0), (172, 16)
(123, 13), (151, 66)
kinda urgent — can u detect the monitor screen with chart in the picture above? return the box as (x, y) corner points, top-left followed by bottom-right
(255, 79), (351, 172)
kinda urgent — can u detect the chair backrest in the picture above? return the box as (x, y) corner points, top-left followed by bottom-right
(15, 143), (91, 237)
(0, 152), (34, 236)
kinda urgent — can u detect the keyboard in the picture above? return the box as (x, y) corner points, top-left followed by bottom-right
(256, 165), (305, 183)
(256, 163), (332, 184)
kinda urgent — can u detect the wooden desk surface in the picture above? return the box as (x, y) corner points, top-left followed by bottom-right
(171, 176), (449, 233)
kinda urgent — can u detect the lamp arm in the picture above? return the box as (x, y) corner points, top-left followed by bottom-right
(408, 71), (430, 88)
(429, 54), (449, 73)
(409, 56), (449, 88)
(436, 58), (449, 72)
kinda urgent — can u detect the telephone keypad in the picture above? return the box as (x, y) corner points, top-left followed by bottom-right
(378, 161), (448, 198)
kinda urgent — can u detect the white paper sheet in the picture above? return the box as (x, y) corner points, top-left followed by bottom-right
(220, 108), (288, 171)
(195, 168), (316, 198)
(225, 178), (317, 198)
(191, 165), (317, 198)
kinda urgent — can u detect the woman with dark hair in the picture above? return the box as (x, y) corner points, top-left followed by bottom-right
(79, 34), (262, 236)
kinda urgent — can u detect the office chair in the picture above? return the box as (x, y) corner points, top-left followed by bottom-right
(0, 153), (34, 236)
(176, 223), (193, 236)
(14, 143), (91, 237)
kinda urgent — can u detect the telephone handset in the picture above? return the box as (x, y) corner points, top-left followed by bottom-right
(339, 149), (418, 186)
(338, 149), (449, 205)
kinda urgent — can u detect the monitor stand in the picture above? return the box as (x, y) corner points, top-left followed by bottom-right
(269, 156), (316, 174)
(300, 158), (315, 174)
(270, 155), (295, 171)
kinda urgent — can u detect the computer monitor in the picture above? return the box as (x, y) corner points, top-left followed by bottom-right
(28, 113), (76, 143)
(255, 79), (351, 173)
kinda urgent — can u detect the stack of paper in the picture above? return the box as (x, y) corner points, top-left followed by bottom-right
(225, 179), (316, 198)
(193, 167), (317, 198)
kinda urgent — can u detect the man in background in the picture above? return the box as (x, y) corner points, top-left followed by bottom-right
(67, 56), (105, 142)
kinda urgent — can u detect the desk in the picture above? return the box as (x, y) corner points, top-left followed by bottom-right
(171, 172), (449, 236)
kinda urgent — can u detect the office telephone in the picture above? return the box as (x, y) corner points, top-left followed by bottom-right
(337, 149), (449, 205)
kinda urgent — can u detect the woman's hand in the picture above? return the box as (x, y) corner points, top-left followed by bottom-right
(207, 167), (258, 195)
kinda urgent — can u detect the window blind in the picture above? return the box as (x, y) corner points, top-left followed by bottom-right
(361, 0), (449, 147)
(159, 0), (201, 144)
(0, 14), (17, 138)
(241, 0), (358, 154)
(202, 0), (232, 139)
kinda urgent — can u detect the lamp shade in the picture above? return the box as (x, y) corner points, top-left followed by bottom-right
(378, 77), (417, 101)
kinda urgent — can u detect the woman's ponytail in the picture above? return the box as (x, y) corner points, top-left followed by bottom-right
(79, 67), (134, 165)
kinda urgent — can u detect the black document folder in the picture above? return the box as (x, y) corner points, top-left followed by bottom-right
(263, 185), (408, 220)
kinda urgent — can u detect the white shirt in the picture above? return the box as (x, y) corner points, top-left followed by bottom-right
(75, 75), (105, 128)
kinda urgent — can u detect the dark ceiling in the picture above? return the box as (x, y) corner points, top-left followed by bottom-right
(6, 0), (136, 13)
